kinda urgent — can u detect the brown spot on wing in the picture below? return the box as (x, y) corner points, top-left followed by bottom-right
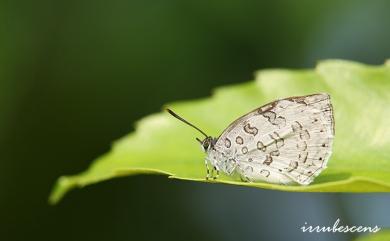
(274, 116), (286, 128)
(269, 131), (285, 148)
(297, 141), (307, 151)
(236, 136), (244, 145)
(263, 111), (276, 122)
(287, 161), (298, 172)
(224, 138), (231, 148)
(298, 152), (308, 163)
(257, 101), (278, 114)
(260, 169), (270, 177)
(292, 121), (303, 132)
(263, 155), (273, 166)
(243, 123), (258, 136)
(289, 96), (308, 105)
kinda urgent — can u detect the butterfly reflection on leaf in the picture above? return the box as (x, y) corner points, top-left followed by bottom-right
(167, 93), (335, 185)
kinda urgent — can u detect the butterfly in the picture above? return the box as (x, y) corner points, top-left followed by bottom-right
(167, 93), (335, 185)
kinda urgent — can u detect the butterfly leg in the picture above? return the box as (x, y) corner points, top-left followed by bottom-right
(213, 166), (219, 180)
(204, 158), (210, 180)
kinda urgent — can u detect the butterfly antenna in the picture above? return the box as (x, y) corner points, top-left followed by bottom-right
(166, 109), (208, 138)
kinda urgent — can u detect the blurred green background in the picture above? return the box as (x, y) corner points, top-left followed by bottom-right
(1, 1), (390, 241)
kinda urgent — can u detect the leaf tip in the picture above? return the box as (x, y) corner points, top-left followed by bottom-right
(48, 176), (77, 205)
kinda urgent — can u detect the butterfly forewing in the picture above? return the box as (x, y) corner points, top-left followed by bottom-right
(214, 93), (334, 185)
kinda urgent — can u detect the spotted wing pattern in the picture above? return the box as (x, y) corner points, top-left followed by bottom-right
(214, 93), (334, 185)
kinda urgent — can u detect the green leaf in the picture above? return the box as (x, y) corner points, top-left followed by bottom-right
(49, 60), (390, 204)
(353, 230), (390, 241)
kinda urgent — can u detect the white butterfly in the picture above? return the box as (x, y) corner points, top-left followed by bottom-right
(167, 93), (335, 185)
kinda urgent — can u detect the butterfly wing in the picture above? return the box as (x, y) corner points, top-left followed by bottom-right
(214, 93), (334, 185)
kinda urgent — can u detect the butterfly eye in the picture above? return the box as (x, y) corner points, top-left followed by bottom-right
(203, 141), (209, 150)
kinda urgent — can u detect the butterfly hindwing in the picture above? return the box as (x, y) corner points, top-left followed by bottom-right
(214, 93), (334, 185)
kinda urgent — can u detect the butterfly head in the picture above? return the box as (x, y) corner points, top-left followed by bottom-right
(196, 136), (216, 152)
